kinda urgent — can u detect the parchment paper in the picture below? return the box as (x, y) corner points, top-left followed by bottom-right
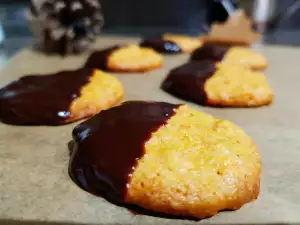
(1, 36), (300, 225)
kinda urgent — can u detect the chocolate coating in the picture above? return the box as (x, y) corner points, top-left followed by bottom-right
(140, 38), (181, 54)
(84, 45), (120, 70)
(0, 68), (93, 125)
(190, 44), (229, 61)
(69, 101), (180, 202)
(161, 61), (217, 105)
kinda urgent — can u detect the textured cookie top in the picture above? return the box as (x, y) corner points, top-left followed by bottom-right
(0, 68), (93, 125)
(69, 101), (181, 201)
(205, 63), (272, 106)
(84, 45), (163, 72)
(69, 102), (262, 218)
(107, 45), (163, 72)
(129, 104), (261, 218)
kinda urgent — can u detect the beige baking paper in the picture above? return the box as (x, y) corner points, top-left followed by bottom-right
(0, 36), (300, 225)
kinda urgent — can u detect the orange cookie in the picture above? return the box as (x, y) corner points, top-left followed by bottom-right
(191, 44), (268, 70)
(0, 68), (124, 125)
(69, 101), (261, 219)
(162, 61), (273, 107)
(85, 45), (163, 72)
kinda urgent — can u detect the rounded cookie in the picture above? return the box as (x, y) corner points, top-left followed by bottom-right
(205, 63), (273, 107)
(0, 68), (124, 125)
(85, 45), (163, 72)
(191, 44), (268, 70)
(161, 61), (273, 107)
(69, 101), (261, 219)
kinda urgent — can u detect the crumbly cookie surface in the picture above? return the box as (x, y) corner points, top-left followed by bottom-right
(205, 63), (273, 107)
(69, 69), (124, 122)
(223, 47), (268, 70)
(128, 104), (261, 218)
(108, 45), (163, 72)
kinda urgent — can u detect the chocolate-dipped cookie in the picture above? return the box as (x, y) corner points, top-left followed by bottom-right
(85, 45), (163, 72)
(69, 101), (262, 219)
(191, 44), (268, 70)
(162, 61), (273, 107)
(0, 69), (123, 125)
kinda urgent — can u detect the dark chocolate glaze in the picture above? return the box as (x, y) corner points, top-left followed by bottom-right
(69, 101), (181, 202)
(140, 38), (181, 54)
(161, 61), (217, 105)
(190, 44), (229, 62)
(0, 68), (94, 126)
(84, 45), (120, 70)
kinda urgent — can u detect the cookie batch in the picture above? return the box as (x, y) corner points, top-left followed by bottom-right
(0, 9), (272, 220)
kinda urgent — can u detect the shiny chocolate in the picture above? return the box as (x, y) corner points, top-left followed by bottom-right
(161, 61), (217, 105)
(0, 68), (94, 125)
(140, 38), (181, 54)
(84, 45), (120, 70)
(69, 101), (181, 202)
(190, 44), (229, 61)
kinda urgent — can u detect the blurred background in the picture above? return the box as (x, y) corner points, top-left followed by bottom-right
(1, 0), (300, 65)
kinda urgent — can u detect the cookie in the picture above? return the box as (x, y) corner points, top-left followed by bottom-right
(0, 68), (124, 125)
(69, 101), (261, 219)
(162, 61), (273, 107)
(191, 44), (268, 70)
(85, 45), (163, 72)
(201, 9), (260, 46)
(140, 34), (202, 54)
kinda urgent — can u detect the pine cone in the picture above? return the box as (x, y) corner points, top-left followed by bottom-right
(29, 0), (104, 55)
